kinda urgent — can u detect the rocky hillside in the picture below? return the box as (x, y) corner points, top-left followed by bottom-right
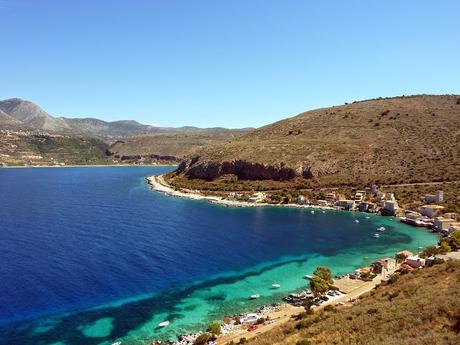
(173, 95), (460, 188)
(107, 129), (249, 162)
(0, 127), (109, 166)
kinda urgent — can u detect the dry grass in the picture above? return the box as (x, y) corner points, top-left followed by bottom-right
(243, 260), (460, 345)
(107, 129), (248, 160)
(176, 95), (460, 188)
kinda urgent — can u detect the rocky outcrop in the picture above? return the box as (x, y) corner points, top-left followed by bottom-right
(177, 157), (314, 181)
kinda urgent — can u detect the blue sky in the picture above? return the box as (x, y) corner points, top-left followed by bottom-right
(1, 0), (459, 128)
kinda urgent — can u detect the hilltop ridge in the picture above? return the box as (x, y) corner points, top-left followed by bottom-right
(171, 94), (460, 189)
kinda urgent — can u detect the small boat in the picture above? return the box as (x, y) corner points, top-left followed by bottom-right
(311, 210), (315, 214)
(354, 219), (360, 224)
(272, 283), (281, 288)
(158, 321), (170, 328)
(250, 294), (260, 299)
(373, 233), (380, 238)
(304, 274), (313, 280)
(365, 216), (370, 219)
(377, 226), (386, 232)
(322, 210), (326, 214)
(112, 342), (122, 345)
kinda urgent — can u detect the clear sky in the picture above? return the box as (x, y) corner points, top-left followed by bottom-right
(1, 0), (459, 128)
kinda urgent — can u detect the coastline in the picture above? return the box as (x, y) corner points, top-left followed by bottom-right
(145, 173), (442, 345)
(146, 174), (336, 210)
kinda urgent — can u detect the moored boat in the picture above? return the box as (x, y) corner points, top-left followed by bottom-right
(250, 294), (260, 299)
(158, 321), (170, 328)
(271, 283), (281, 288)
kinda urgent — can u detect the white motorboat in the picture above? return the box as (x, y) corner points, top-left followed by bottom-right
(303, 274), (313, 280)
(272, 283), (281, 288)
(158, 321), (170, 328)
(377, 226), (386, 232)
(373, 233), (380, 238)
(354, 219), (360, 224)
(112, 342), (122, 345)
(250, 294), (260, 299)
(311, 210), (315, 214)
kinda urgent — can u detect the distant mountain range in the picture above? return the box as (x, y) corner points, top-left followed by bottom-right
(0, 98), (251, 166)
(0, 98), (245, 141)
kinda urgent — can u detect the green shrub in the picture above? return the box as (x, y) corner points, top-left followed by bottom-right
(206, 322), (221, 335)
(193, 333), (211, 345)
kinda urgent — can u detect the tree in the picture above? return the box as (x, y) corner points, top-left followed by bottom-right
(310, 275), (329, 296)
(313, 266), (333, 284)
(207, 322), (221, 335)
(449, 230), (460, 250)
(439, 240), (452, 254)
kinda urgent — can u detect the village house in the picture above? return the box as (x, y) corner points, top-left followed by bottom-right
(424, 190), (444, 204)
(371, 257), (397, 274)
(358, 202), (377, 213)
(325, 193), (337, 204)
(406, 256), (426, 269)
(381, 200), (400, 216)
(420, 205), (444, 218)
(335, 199), (355, 210)
(433, 217), (456, 232)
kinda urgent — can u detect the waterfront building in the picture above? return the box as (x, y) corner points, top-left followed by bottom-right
(420, 205), (444, 218)
(335, 199), (355, 210)
(406, 256), (426, 269)
(433, 217), (455, 232)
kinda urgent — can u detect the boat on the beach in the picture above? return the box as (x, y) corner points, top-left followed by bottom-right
(377, 226), (386, 232)
(158, 321), (170, 328)
(271, 283), (281, 288)
(250, 294), (260, 299)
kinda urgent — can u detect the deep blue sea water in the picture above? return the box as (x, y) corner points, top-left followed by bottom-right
(0, 166), (437, 345)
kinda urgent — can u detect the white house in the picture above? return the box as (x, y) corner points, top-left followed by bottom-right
(406, 256), (426, 269)
(420, 205), (444, 218)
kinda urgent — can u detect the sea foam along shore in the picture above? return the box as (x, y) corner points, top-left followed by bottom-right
(146, 174), (336, 210)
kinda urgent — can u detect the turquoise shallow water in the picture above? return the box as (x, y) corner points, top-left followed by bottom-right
(0, 166), (437, 345)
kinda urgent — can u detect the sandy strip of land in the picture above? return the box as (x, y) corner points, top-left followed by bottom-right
(146, 174), (336, 210)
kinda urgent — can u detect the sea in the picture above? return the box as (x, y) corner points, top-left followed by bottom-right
(0, 166), (437, 345)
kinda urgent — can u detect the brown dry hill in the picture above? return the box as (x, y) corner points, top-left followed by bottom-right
(173, 95), (460, 189)
(106, 129), (249, 162)
(242, 260), (460, 345)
